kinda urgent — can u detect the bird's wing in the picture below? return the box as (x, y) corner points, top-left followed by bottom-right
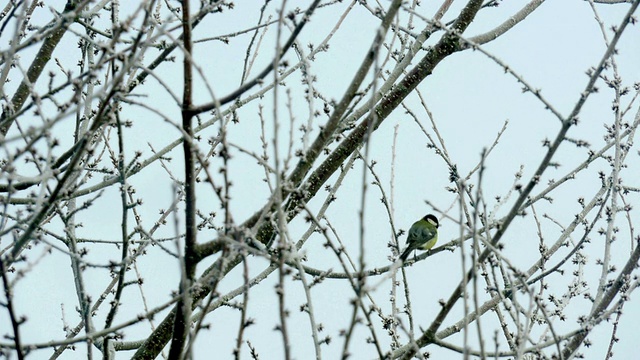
(406, 225), (419, 245)
(408, 224), (435, 244)
(422, 226), (436, 240)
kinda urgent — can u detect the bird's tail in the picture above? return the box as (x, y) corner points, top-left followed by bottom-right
(399, 247), (412, 262)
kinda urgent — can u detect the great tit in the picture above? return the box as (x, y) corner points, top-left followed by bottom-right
(399, 214), (439, 262)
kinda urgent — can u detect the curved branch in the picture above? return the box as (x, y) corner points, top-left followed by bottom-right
(188, 0), (323, 115)
(467, 0), (545, 47)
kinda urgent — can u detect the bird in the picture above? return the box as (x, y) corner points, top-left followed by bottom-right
(399, 214), (439, 262)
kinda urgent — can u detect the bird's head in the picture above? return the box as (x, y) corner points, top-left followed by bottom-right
(423, 214), (439, 228)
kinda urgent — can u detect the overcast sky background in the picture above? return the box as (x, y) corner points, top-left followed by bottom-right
(2, 0), (640, 359)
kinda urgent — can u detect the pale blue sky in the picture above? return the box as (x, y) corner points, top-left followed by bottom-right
(2, 1), (639, 359)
